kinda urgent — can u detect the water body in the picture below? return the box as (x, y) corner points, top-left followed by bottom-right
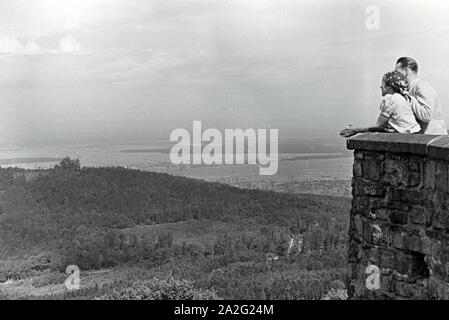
(0, 144), (353, 185)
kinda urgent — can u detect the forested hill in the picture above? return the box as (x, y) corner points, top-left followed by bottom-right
(0, 162), (350, 299)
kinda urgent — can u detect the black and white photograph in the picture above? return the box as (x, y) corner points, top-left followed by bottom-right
(1, 0), (449, 307)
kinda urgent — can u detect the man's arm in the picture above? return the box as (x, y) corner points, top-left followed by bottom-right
(410, 86), (433, 123)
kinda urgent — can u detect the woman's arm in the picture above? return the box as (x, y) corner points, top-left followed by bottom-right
(340, 114), (390, 138)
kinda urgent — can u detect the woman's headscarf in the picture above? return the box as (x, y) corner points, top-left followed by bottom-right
(383, 70), (410, 99)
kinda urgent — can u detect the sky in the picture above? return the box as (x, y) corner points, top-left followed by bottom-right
(1, 0), (449, 147)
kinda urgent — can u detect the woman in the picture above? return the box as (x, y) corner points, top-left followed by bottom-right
(340, 70), (421, 138)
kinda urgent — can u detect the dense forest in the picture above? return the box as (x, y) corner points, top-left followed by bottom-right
(0, 158), (350, 300)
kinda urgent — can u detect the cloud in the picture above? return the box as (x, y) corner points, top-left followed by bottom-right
(0, 37), (26, 55)
(59, 36), (82, 53)
(0, 35), (84, 57)
(0, 37), (48, 57)
(24, 41), (41, 55)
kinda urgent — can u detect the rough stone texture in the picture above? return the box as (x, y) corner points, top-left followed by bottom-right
(347, 133), (449, 300)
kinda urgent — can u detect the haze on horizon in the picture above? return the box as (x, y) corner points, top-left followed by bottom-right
(1, 0), (449, 147)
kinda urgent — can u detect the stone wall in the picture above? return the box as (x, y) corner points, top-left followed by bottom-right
(347, 133), (449, 300)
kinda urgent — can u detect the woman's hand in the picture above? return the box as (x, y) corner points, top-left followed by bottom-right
(339, 128), (359, 138)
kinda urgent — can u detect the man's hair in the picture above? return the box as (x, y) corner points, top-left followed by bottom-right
(396, 57), (419, 73)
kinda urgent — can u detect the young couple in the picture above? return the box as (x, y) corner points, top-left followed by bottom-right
(340, 57), (448, 138)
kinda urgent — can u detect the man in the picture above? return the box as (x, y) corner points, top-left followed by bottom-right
(395, 57), (448, 135)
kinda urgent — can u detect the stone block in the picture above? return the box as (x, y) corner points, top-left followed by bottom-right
(435, 162), (448, 193)
(423, 159), (436, 189)
(427, 136), (449, 161)
(348, 240), (362, 262)
(407, 158), (422, 172)
(354, 151), (364, 160)
(394, 281), (426, 299)
(353, 215), (364, 238)
(363, 158), (381, 181)
(364, 222), (390, 247)
(387, 188), (423, 205)
(379, 249), (396, 268)
(388, 201), (411, 212)
(364, 247), (395, 268)
(431, 210), (448, 230)
(383, 158), (403, 186)
(364, 184), (386, 197)
(425, 191), (444, 212)
(406, 171), (421, 188)
(352, 178), (364, 196)
(438, 238), (449, 263)
(371, 208), (389, 221)
(391, 233), (431, 255)
(347, 133), (438, 154)
(369, 197), (385, 209)
(408, 206), (429, 226)
(427, 276), (440, 299)
(353, 160), (362, 177)
(379, 274), (395, 293)
(383, 157), (421, 187)
(389, 209), (408, 225)
(357, 196), (370, 208)
(353, 197), (371, 217)
(428, 262), (449, 283)
(392, 270), (409, 282)
(364, 151), (384, 160)
(427, 275), (449, 299)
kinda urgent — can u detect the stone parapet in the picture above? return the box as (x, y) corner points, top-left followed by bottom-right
(347, 133), (449, 299)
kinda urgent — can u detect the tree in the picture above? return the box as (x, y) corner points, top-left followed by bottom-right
(96, 277), (221, 300)
(156, 232), (174, 249)
(56, 157), (81, 171)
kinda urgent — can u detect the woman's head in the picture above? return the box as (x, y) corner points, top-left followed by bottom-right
(381, 70), (409, 97)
